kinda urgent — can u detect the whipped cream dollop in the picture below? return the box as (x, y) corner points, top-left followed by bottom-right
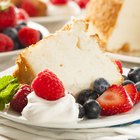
(22, 92), (79, 123)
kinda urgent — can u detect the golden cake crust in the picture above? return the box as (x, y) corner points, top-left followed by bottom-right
(86, 0), (123, 41)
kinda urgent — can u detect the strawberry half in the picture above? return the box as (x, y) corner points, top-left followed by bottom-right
(123, 84), (137, 104)
(97, 85), (133, 116)
(135, 92), (140, 104)
(32, 69), (65, 101)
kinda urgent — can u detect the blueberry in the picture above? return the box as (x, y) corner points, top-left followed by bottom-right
(135, 82), (140, 92)
(122, 80), (135, 86)
(78, 104), (85, 118)
(77, 89), (93, 105)
(93, 78), (110, 95)
(16, 21), (27, 31)
(83, 99), (101, 119)
(14, 40), (23, 50)
(128, 67), (140, 83)
(89, 91), (99, 100)
(3, 27), (18, 41)
(122, 75), (128, 81)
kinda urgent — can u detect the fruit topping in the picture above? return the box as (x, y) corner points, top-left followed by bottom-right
(83, 99), (101, 119)
(18, 27), (40, 47)
(93, 78), (110, 95)
(135, 82), (140, 92)
(128, 67), (140, 83)
(122, 80), (135, 86)
(123, 84), (137, 104)
(3, 27), (18, 41)
(122, 75), (128, 81)
(50, 0), (68, 5)
(78, 104), (85, 118)
(97, 85), (133, 116)
(77, 89), (93, 105)
(32, 69), (65, 101)
(21, 0), (47, 17)
(0, 75), (20, 110)
(0, 33), (14, 52)
(16, 8), (29, 23)
(0, 2), (16, 31)
(115, 60), (123, 74)
(10, 84), (32, 113)
(74, 0), (89, 8)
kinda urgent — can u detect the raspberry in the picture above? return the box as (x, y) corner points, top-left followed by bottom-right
(0, 33), (14, 52)
(10, 84), (32, 113)
(18, 27), (40, 47)
(32, 69), (65, 101)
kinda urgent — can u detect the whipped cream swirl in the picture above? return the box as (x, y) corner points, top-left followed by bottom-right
(22, 92), (79, 123)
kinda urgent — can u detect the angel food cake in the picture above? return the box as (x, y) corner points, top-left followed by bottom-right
(1, 19), (140, 124)
(13, 20), (123, 97)
(86, 0), (140, 52)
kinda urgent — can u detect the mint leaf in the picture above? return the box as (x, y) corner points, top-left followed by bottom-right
(0, 99), (5, 111)
(0, 83), (20, 104)
(0, 76), (18, 91)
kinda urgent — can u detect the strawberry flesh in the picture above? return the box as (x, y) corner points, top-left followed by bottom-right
(123, 84), (137, 104)
(97, 85), (133, 116)
(115, 60), (123, 74)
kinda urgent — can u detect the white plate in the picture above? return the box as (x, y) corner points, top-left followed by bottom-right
(0, 66), (140, 129)
(0, 22), (49, 71)
(106, 52), (140, 64)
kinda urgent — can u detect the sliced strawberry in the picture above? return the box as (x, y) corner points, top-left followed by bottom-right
(123, 84), (137, 104)
(115, 60), (123, 74)
(135, 92), (140, 104)
(97, 85), (133, 116)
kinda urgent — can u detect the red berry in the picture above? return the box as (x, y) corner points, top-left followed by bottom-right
(0, 33), (14, 52)
(97, 85), (133, 116)
(10, 84), (32, 113)
(16, 8), (29, 22)
(21, 0), (37, 17)
(32, 69), (65, 101)
(74, 0), (89, 8)
(123, 84), (137, 104)
(50, 0), (68, 5)
(0, 5), (16, 31)
(135, 92), (140, 104)
(18, 27), (40, 47)
(115, 60), (123, 74)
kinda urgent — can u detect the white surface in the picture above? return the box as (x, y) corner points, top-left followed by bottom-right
(0, 22), (49, 71)
(0, 66), (140, 129)
(106, 52), (140, 64)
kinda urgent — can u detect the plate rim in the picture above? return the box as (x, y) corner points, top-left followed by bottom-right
(106, 52), (140, 64)
(0, 66), (140, 129)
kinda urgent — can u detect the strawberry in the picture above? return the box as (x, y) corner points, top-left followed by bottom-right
(32, 69), (65, 101)
(0, 2), (16, 31)
(97, 85), (133, 116)
(123, 84), (137, 104)
(50, 0), (68, 5)
(135, 92), (140, 104)
(16, 8), (29, 22)
(0, 33), (14, 52)
(21, 0), (47, 17)
(18, 27), (40, 47)
(74, 0), (89, 8)
(10, 84), (32, 113)
(115, 60), (123, 74)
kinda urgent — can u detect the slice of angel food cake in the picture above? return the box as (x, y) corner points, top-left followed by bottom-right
(1, 19), (140, 124)
(86, 0), (140, 52)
